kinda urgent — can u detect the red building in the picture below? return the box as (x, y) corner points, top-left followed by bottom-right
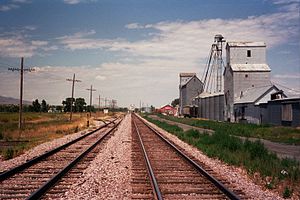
(157, 105), (177, 116)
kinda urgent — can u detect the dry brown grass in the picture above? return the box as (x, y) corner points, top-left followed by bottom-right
(0, 113), (89, 159)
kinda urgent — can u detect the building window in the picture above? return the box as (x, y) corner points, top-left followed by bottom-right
(247, 50), (251, 57)
(282, 104), (292, 121)
(245, 74), (248, 78)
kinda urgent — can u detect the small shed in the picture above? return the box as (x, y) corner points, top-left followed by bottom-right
(265, 97), (300, 127)
(158, 105), (177, 116)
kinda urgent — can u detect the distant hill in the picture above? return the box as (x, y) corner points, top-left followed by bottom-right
(0, 96), (32, 105)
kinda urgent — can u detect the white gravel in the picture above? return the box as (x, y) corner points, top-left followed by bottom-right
(137, 114), (286, 200)
(63, 114), (132, 199)
(0, 121), (104, 173)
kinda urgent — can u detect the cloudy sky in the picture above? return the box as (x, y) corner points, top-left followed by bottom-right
(0, 0), (299, 108)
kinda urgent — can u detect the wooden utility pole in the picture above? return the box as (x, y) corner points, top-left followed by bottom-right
(66, 74), (81, 121)
(8, 57), (35, 129)
(96, 94), (101, 110)
(86, 85), (96, 117)
(19, 58), (23, 129)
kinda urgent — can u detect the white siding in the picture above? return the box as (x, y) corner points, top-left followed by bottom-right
(233, 72), (271, 100)
(229, 47), (266, 64)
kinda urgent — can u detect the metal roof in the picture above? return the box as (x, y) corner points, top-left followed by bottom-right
(230, 64), (271, 72)
(179, 73), (196, 77)
(195, 92), (224, 99)
(180, 75), (203, 88)
(235, 84), (278, 104)
(227, 41), (266, 47)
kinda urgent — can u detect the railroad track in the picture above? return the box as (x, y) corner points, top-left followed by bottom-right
(0, 117), (122, 200)
(131, 113), (243, 200)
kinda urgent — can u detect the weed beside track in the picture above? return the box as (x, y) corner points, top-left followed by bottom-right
(142, 114), (300, 198)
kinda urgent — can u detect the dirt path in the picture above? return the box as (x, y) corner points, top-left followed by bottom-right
(148, 115), (300, 161)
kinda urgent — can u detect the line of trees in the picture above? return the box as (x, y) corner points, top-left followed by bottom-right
(0, 97), (128, 113)
(0, 99), (49, 113)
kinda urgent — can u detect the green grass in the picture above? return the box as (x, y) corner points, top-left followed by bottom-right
(143, 115), (300, 194)
(155, 114), (300, 145)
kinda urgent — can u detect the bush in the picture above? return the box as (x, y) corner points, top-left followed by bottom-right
(4, 148), (14, 160)
(283, 187), (292, 198)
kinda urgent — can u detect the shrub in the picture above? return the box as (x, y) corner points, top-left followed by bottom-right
(4, 148), (14, 160)
(283, 187), (292, 198)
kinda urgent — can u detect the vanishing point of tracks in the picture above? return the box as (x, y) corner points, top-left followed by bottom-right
(0, 117), (122, 200)
(131, 113), (242, 200)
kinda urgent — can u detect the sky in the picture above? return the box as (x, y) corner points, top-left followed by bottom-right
(0, 0), (299, 108)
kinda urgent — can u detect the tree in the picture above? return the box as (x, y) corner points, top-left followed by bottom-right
(55, 105), (63, 112)
(41, 99), (49, 112)
(171, 98), (179, 107)
(86, 105), (95, 113)
(32, 99), (41, 112)
(62, 97), (75, 112)
(75, 98), (86, 112)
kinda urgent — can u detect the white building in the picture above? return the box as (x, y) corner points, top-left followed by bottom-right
(224, 42), (272, 122)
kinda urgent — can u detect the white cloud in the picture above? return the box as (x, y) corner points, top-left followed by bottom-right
(95, 75), (106, 81)
(0, 4), (19, 11)
(125, 23), (147, 29)
(63, 0), (98, 4)
(31, 40), (48, 46)
(63, 0), (81, 4)
(273, 73), (300, 79)
(0, 28), (56, 58)
(11, 0), (31, 3)
(0, 0), (31, 12)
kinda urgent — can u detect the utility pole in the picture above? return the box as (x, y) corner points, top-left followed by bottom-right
(140, 100), (141, 112)
(66, 73), (81, 121)
(86, 85), (96, 117)
(96, 94), (101, 110)
(105, 97), (107, 108)
(8, 57), (35, 129)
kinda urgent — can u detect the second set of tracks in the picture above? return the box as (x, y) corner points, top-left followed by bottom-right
(0, 117), (122, 200)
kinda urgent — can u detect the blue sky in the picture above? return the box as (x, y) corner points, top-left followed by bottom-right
(0, 0), (299, 107)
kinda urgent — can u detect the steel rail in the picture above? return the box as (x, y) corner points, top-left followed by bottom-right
(133, 118), (163, 200)
(26, 119), (122, 200)
(0, 118), (118, 181)
(135, 114), (240, 200)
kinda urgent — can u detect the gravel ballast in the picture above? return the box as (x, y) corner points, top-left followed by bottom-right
(138, 114), (285, 200)
(63, 114), (132, 199)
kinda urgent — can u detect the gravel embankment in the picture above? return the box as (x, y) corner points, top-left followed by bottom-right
(138, 115), (285, 200)
(0, 121), (104, 173)
(63, 114), (132, 199)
